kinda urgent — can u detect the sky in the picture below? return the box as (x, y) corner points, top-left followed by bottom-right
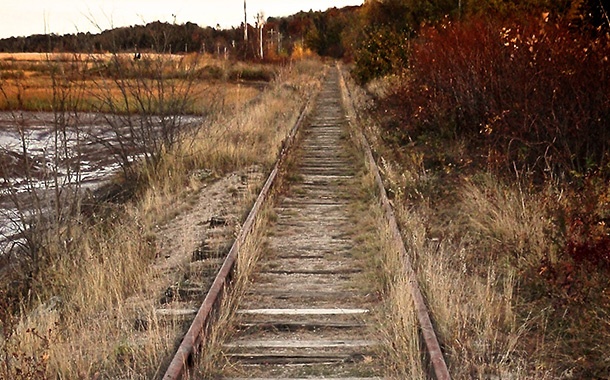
(0, 0), (364, 39)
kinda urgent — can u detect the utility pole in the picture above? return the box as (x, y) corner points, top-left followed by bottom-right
(244, 0), (248, 41)
(256, 12), (265, 60)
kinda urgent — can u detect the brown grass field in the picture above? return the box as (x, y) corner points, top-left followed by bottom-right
(0, 52), (268, 113)
(0, 52), (184, 62)
(0, 54), (325, 379)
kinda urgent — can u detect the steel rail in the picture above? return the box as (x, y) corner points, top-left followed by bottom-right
(338, 65), (451, 380)
(162, 92), (312, 380)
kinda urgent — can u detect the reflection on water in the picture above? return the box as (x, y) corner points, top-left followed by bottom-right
(0, 111), (204, 252)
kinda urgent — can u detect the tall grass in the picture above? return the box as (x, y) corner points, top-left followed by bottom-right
(356, 115), (536, 377)
(361, 118), (552, 378)
(353, 174), (424, 379)
(0, 58), (325, 379)
(350, 12), (610, 378)
(339, 73), (424, 378)
(192, 205), (273, 379)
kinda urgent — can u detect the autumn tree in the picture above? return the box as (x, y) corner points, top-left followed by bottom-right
(305, 8), (353, 58)
(354, 0), (469, 83)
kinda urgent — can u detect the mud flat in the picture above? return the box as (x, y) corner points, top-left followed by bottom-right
(0, 111), (204, 250)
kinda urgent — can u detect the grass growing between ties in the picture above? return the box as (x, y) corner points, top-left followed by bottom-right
(348, 169), (425, 379)
(0, 56), (325, 379)
(190, 97), (324, 378)
(334, 98), (424, 378)
(192, 205), (274, 379)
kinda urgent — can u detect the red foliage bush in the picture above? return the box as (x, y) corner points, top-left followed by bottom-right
(567, 220), (610, 266)
(387, 15), (610, 178)
(563, 177), (610, 267)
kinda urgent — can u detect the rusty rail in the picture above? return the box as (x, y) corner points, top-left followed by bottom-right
(162, 94), (311, 380)
(338, 66), (451, 380)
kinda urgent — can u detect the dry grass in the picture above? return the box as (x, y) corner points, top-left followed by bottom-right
(460, 175), (556, 270)
(344, 69), (556, 379)
(0, 53), (265, 113)
(393, 199), (530, 378)
(349, 172), (425, 379)
(1, 217), (168, 379)
(457, 175), (610, 378)
(192, 205), (273, 379)
(352, 11), (610, 377)
(374, 137), (550, 379)
(187, 63), (324, 374)
(0, 58), (325, 379)
(187, 80), (425, 379)
(360, 86), (610, 377)
(0, 74), (260, 114)
(135, 59), (323, 203)
(337, 75), (424, 378)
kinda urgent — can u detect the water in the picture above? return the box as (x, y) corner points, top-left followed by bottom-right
(0, 111), (204, 252)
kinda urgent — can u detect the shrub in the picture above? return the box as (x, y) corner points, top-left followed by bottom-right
(353, 25), (410, 84)
(228, 66), (276, 82)
(561, 176), (610, 267)
(197, 64), (225, 80)
(384, 15), (610, 179)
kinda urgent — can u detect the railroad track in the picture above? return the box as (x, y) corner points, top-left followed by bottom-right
(162, 67), (450, 380)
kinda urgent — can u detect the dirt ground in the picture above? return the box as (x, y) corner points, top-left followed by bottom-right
(115, 165), (266, 372)
(152, 166), (263, 288)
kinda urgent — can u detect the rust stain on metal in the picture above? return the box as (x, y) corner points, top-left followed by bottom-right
(162, 95), (311, 380)
(215, 69), (383, 379)
(338, 65), (451, 380)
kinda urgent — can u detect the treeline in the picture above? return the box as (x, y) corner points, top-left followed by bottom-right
(0, 21), (247, 55)
(0, 6), (361, 59)
(0, 1), (607, 62)
(353, 0), (610, 82)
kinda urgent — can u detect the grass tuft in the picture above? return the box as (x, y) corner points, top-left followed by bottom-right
(0, 57), (325, 378)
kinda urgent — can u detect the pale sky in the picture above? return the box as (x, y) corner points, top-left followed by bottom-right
(0, 0), (364, 39)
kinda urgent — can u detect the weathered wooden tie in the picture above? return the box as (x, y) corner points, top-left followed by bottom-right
(218, 70), (382, 379)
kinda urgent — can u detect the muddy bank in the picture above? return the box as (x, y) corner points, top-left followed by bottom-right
(0, 111), (205, 249)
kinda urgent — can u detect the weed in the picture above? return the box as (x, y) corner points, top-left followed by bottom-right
(352, 31), (610, 374)
(346, 62), (552, 377)
(229, 66), (276, 82)
(0, 57), (325, 378)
